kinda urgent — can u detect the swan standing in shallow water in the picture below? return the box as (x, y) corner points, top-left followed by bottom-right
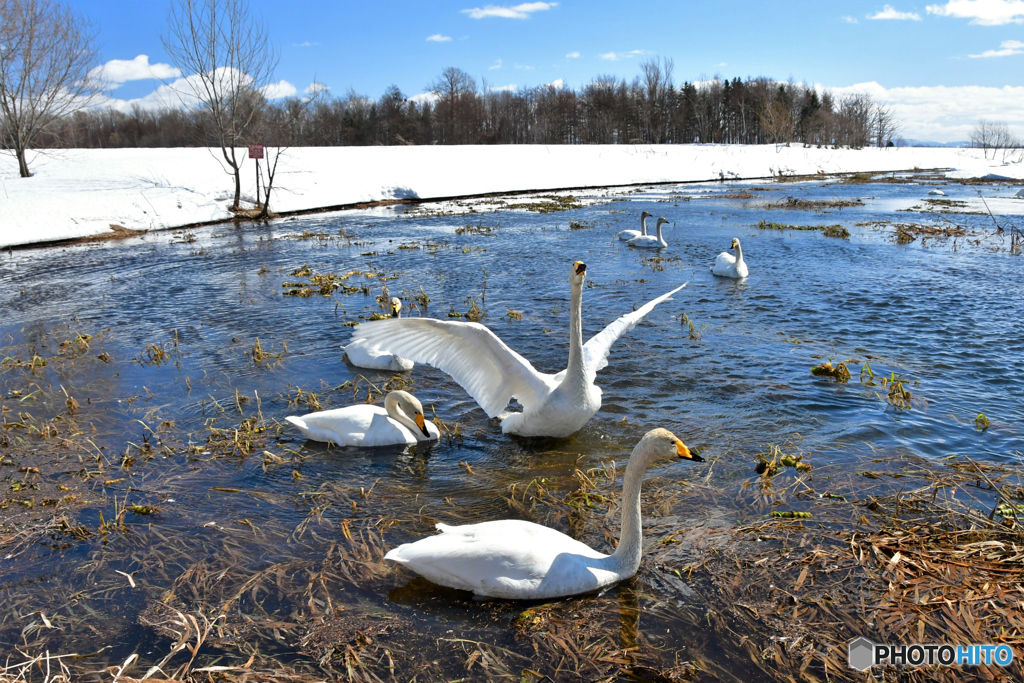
(616, 210), (651, 241)
(628, 216), (669, 249)
(347, 262), (686, 438)
(711, 238), (748, 279)
(285, 390), (439, 447)
(341, 298), (415, 371)
(385, 428), (704, 599)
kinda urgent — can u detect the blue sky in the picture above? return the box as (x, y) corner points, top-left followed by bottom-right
(78, 1), (1024, 142)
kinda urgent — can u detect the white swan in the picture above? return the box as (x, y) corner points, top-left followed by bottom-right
(616, 210), (651, 241)
(628, 216), (668, 249)
(711, 238), (748, 279)
(285, 390), (439, 447)
(347, 262), (686, 438)
(385, 428), (704, 599)
(341, 298), (415, 372)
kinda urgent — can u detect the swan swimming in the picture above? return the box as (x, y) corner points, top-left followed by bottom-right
(384, 428), (704, 599)
(628, 216), (669, 249)
(341, 298), (415, 372)
(347, 262), (686, 438)
(711, 238), (748, 279)
(615, 210), (651, 241)
(285, 390), (439, 447)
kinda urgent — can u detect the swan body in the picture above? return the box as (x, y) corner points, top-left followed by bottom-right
(711, 238), (748, 279)
(285, 390), (439, 447)
(616, 210), (651, 241)
(628, 217), (668, 249)
(348, 262), (686, 438)
(341, 298), (414, 371)
(385, 428), (705, 599)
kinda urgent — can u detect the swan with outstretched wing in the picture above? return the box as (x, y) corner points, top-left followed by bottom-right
(347, 262), (685, 437)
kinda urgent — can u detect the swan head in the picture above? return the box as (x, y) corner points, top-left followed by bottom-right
(656, 217), (669, 227)
(731, 238), (740, 250)
(641, 211), (652, 219)
(390, 297), (402, 318)
(570, 261), (587, 286)
(387, 390), (430, 437)
(634, 427), (705, 466)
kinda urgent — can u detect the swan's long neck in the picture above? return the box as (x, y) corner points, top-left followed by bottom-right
(640, 214), (648, 237)
(656, 221), (664, 245)
(609, 441), (651, 576)
(384, 394), (421, 439)
(563, 280), (587, 388)
(734, 241), (744, 265)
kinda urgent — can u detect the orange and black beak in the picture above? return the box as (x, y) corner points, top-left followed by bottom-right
(574, 262), (586, 276)
(676, 441), (705, 462)
(415, 413), (429, 437)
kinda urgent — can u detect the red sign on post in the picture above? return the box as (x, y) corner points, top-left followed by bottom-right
(248, 144), (264, 159)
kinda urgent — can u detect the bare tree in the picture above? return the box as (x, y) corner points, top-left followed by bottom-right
(873, 104), (900, 148)
(0, 0), (97, 177)
(162, 0), (277, 211)
(971, 120), (1018, 160)
(428, 67), (476, 144)
(758, 99), (793, 146)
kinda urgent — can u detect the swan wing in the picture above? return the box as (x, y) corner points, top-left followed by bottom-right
(580, 283), (686, 382)
(348, 318), (555, 417)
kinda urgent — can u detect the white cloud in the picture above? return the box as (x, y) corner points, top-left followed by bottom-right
(842, 15), (859, 23)
(293, 41), (319, 47)
(826, 81), (1024, 142)
(566, 51), (580, 58)
(461, 2), (557, 19)
(409, 92), (440, 106)
(426, 34), (452, 42)
(89, 55), (181, 88)
(969, 39), (1024, 56)
(926, 0), (1024, 25)
(867, 4), (922, 20)
(489, 83), (517, 91)
(489, 59), (503, 70)
(547, 78), (564, 88)
(261, 80), (297, 99)
(599, 49), (647, 61)
(305, 81), (329, 95)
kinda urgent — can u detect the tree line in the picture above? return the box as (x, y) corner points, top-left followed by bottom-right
(44, 61), (900, 152)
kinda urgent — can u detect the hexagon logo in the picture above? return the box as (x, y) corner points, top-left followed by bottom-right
(848, 637), (875, 671)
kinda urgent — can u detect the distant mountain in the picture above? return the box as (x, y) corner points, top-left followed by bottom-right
(900, 139), (971, 148)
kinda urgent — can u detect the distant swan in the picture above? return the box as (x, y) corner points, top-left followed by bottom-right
(285, 390), (439, 447)
(341, 298), (414, 371)
(616, 210), (651, 241)
(628, 217), (668, 249)
(347, 262), (686, 438)
(385, 428), (705, 599)
(711, 238), (748, 279)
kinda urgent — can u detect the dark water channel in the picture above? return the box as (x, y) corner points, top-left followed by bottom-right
(0, 176), (1021, 678)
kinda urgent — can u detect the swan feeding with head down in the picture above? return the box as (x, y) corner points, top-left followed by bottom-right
(285, 390), (439, 447)
(711, 238), (748, 279)
(385, 428), (704, 599)
(628, 217), (669, 249)
(341, 298), (415, 372)
(347, 262), (686, 438)
(615, 210), (651, 241)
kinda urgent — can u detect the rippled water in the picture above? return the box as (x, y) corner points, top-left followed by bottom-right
(1, 176), (1021, 676)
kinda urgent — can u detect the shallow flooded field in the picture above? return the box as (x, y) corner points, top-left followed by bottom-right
(1, 173), (1023, 681)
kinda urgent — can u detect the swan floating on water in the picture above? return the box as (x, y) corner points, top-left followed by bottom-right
(384, 427), (704, 599)
(285, 390), (439, 447)
(347, 262), (686, 437)
(616, 211), (651, 241)
(341, 298), (415, 372)
(628, 217), (669, 249)
(711, 238), (748, 279)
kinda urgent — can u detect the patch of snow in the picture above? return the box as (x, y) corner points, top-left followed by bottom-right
(928, 189), (946, 196)
(2, 145), (1023, 248)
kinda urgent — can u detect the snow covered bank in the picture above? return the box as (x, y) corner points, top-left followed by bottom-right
(2, 144), (1021, 249)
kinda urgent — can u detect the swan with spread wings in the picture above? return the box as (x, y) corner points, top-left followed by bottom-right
(347, 262), (685, 438)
